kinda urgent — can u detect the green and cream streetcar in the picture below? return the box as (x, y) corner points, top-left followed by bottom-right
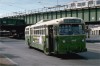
(25, 17), (87, 55)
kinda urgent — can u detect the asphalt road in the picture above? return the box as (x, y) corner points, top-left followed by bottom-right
(0, 37), (100, 66)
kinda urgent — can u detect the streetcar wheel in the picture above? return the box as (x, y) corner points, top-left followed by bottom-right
(27, 40), (32, 48)
(44, 44), (51, 55)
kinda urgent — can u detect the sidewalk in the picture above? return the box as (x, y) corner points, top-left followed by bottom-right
(86, 36), (100, 43)
(0, 54), (17, 66)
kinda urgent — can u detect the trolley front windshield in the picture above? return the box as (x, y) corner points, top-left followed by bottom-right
(59, 24), (85, 35)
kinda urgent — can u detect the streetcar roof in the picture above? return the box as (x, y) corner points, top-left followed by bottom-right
(30, 17), (83, 27)
(25, 25), (31, 29)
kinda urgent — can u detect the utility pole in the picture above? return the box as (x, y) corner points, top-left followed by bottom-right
(57, 0), (58, 6)
(57, 0), (59, 6)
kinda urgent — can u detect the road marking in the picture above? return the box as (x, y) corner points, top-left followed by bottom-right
(4, 55), (18, 65)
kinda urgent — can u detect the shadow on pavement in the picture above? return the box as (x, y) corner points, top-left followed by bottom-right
(79, 51), (100, 60)
(52, 50), (100, 60)
(54, 53), (87, 60)
(86, 40), (100, 43)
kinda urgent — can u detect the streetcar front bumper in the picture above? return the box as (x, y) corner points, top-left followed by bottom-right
(57, 46), (87, 54)
(65, 48), (87, 53)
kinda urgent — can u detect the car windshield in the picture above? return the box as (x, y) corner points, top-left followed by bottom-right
(59, 24), (85, 35)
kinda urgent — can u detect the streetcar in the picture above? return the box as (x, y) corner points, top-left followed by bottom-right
(25, 17), (87, 55)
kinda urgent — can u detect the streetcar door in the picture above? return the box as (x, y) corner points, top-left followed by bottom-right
(48, 25), (54, 52)
(99, 30), (100, 35)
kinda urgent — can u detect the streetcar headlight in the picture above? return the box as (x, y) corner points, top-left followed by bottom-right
(62, 40), (66, 43)
(82, 39), (85, 42)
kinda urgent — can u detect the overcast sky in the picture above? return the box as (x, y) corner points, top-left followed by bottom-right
(0, 0), (78, 17)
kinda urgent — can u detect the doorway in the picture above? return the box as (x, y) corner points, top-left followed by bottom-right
(48, 25), (54, 52)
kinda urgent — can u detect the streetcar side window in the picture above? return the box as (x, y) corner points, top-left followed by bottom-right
(82, 2), (86, 6)
(25, 31), (29, 35)
(77, 3), (82, 7)
(32, 25), (46, 35)
(88, 0), (93, 5)
(25, 28), (29, 35)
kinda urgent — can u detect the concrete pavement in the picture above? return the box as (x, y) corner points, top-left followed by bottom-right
(0, 40), (17, 66)
(0, 37), (100, 66)
(0, 54), (17, 66)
